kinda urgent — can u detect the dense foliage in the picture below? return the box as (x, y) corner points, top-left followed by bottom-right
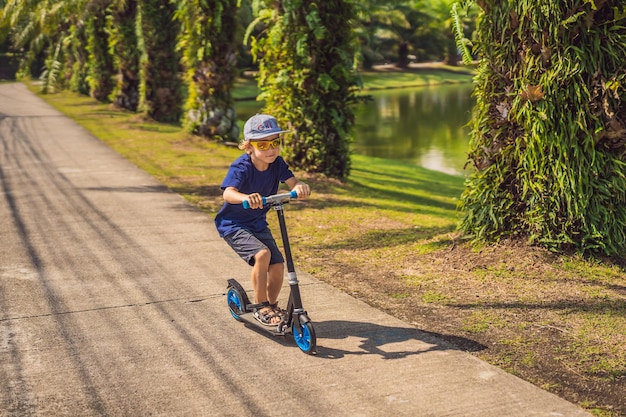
(109, 0), (141, 111)
(176, 0), (239, 141)
(249, 0), (361, 179)
(86, 4), (115, 101)
(65, 20), (90, 95)
(137, 0), (182, 122)
(455, 1), (626, 255)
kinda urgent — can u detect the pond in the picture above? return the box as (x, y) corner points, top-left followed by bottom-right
(353, 83), (475, 176)
(235, 82), (475, 177)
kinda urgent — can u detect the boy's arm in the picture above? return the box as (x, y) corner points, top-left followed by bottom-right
(223, 186), (264, 209)
(285, 177), (311, 199)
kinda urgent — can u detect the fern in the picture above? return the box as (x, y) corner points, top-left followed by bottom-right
(40, 38), (63, 94)
(458, 0), (626, 256)
(450, 1), (474, 65)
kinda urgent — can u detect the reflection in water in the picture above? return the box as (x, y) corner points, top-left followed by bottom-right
(353, 84), (475, 176)
(235, 83), (475, 176)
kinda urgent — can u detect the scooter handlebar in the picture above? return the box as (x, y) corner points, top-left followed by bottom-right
(242, 190), (298, 209)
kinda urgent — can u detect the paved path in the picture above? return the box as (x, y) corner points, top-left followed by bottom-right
(0, 83), (591, 416)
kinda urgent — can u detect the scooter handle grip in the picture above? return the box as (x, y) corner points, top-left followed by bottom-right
(242, 199), (254, 210)
(242, 190), (297, 209)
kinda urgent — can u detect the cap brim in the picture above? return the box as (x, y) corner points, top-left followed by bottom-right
(247, 130), (291, 140)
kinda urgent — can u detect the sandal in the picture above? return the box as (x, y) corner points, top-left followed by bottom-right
(269, 303), (285, 324)
(253, 302), (283, 326)
(269, 302), (284, 315)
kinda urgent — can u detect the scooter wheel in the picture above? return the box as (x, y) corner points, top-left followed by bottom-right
(226, 286), (245, 321)
(292, 320), (316, 355)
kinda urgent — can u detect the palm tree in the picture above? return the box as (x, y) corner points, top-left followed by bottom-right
(85, 0), (115, 101)
(137, 0), (182, 122)
(249, 0), (360, 179)
(64, 19), (90, 94)
(0, 0), (80, 90)
(420, 0), (476, 65)
(454, 1), (626, 256)
(0, 0), (117, 96)
(175, 0), (239, 140)
(353, 0), (411, 68)
(109, 0), (140, 110)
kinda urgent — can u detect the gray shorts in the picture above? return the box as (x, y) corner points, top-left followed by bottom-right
(223, 228), (284, 266)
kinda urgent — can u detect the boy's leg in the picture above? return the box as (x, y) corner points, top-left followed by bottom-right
(251, 250), (282, 325)
(267, 262), (284, 305)
(251, 248), (271, 304)
(223, 228), (284, 322)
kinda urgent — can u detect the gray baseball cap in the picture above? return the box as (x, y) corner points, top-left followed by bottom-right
(243, 114), (291, 140)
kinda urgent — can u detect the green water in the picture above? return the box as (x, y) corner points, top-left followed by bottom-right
(353, 84), (474, 176)
(236, 83), (475, 176)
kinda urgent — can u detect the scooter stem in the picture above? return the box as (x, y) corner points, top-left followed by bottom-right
(275, 205), (296, 275)
(274, 203), (304, 308)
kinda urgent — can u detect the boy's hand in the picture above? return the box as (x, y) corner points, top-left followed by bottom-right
(245, 193), (264, 209)
(293, 182), (311, 199)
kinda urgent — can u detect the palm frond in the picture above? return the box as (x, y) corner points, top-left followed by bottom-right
(450, 1), (473, 65)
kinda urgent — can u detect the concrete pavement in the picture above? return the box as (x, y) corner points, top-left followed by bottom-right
(0, 82), (591, 416)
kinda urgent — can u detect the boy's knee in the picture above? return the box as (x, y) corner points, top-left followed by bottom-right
(255, 248), (271, 263)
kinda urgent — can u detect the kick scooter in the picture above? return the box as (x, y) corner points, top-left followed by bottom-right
(226, 190), (317, 355)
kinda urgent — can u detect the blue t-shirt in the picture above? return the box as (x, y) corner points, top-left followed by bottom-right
(214, 154), (294, 237)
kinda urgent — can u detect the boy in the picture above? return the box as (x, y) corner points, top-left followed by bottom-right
(215, 114), (310, 326)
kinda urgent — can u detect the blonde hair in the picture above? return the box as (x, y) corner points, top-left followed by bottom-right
(238, 139), (253, 154)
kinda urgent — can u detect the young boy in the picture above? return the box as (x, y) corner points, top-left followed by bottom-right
(215, 114), (310, 326)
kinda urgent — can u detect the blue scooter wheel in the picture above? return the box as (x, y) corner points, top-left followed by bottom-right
(292, 320), (316, 355)
(226, 287), (245, 321)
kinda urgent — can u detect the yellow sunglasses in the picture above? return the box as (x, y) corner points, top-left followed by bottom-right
(250, 139), (281, 151)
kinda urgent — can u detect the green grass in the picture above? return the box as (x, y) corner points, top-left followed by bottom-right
(359, 66), (474, 90)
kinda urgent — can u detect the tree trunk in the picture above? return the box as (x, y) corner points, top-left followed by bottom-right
(86, 7), (115, 102)
(254, 0), (359, 180)
(65, 22), (90, 95)
(179, 0), (239, 141)
(110, 0), (140, 111)
(459, 1), (626, 255)
(137, 0), (182, 122)
(396, 41), (409, 68)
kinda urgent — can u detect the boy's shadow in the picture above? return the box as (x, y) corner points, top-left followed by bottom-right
(312, 320), (486, 360)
